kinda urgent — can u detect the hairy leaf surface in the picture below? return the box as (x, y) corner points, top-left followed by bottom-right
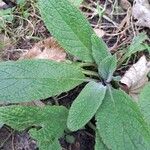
(0, 106), (68, 149)
(91, 34), (110, 65)
(139, 83), (150, 124)
(96, 89), (150, 150)
(98, 55), (117, 82)
(38, 0), (94, 62)
(95, 130), (109, 150)
(0, 60), (85, 102)
(122, 33), (148, 60)
(67, 81), (106, 131)
(30, 128), (62, 150)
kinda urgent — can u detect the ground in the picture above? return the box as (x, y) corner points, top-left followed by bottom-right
(0, 0), (149, 149)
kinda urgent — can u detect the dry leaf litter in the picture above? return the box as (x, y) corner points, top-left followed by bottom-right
(120, 55), (150, 101)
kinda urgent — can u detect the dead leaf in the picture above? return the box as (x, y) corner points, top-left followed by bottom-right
(120, 55), (150, 101)
(20, 37), (66, 62)
(132, 0), (150, 28)
(94, 28), (105, 38)
(0, 1), (6, 9)
(19, 37), (66, 107)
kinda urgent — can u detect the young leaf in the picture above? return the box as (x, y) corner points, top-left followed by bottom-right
(96, 88), (150, 150)
(0, 60), (85, 103)
(91, 34), (110, 66)
(0, 8), (13, 28)
(0, 105), (68, 149)
(98, 55), (117, 82)
(122, 33), (148, 60)
(67, 81), (106, 131)
(139, 83), (150, 124)
(95, 130), (109, 150)
(38, 0), (94, 62)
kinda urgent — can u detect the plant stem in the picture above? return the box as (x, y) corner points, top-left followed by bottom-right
(83, 70), (99, 78)
(88, 122), (96, 131)
(53, 97), (59, 106)
(79, 62), (96, 68)
(85, 77), (99, 83)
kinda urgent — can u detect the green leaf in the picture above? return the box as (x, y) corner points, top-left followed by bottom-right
(139, 83), (150, 125)
(16, 0), (26, 5)
(95, 130), (109, 150)
(0, 105), (68, 150)
(123, 33), (148, 60)
(91, 34), (110, 66)
(98, 55), (117, 82)
(38, 0), (94, 62)
(0, 9), (13, 28)
(0, 60), (85, 103)
(30, 129), (62, 150)
(69, 0), (84, 7)
(96, 88), (150, 150)
(67, 81), (106, 131)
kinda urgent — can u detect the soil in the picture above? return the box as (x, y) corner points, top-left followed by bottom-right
(0, 126), (37, 150)
(0, 0), (149, 149)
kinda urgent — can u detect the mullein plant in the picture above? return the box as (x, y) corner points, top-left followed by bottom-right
(0, 0), (149, 149)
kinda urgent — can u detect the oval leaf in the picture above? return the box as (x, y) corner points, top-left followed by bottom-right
(38, 0), (94, 62)
(91, 34), (110, 66)
(96, 88), (150, 150)
(67, 81), (106, 131)
(139, 83), (150, 124)
(95, 130), (109, 150)
(0, 60), (85, 102)
(98, 55), (117, 82)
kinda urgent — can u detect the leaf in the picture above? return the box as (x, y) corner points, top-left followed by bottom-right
(67, 81), (106, 131)
(38, 0), (94, 62)
(30, 129), (62, 150)
(132, 0), (150, 28)
(96, 88), (150, 150)
(0, 105), (68, 150)
(120, 55), (150, 101)
(16, 0), (26, 5)
(98, 55), (117, 82)
(139, 83), (150, 124)
(0, 8), (13, 28)
(69, 0), (84, 7)
(95, 130), (109, 150)
(122, 33), (148, 60)
(91, 34), (110, 66)
(0, 1), (6, 9)
(0, 60), (85, 103)
(20, 37), (66, 62)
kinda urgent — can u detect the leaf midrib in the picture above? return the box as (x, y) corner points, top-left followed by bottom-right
(109, 89), (149, 149)
(0, 77), (85, 81)
(47, 0), (93, 54)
